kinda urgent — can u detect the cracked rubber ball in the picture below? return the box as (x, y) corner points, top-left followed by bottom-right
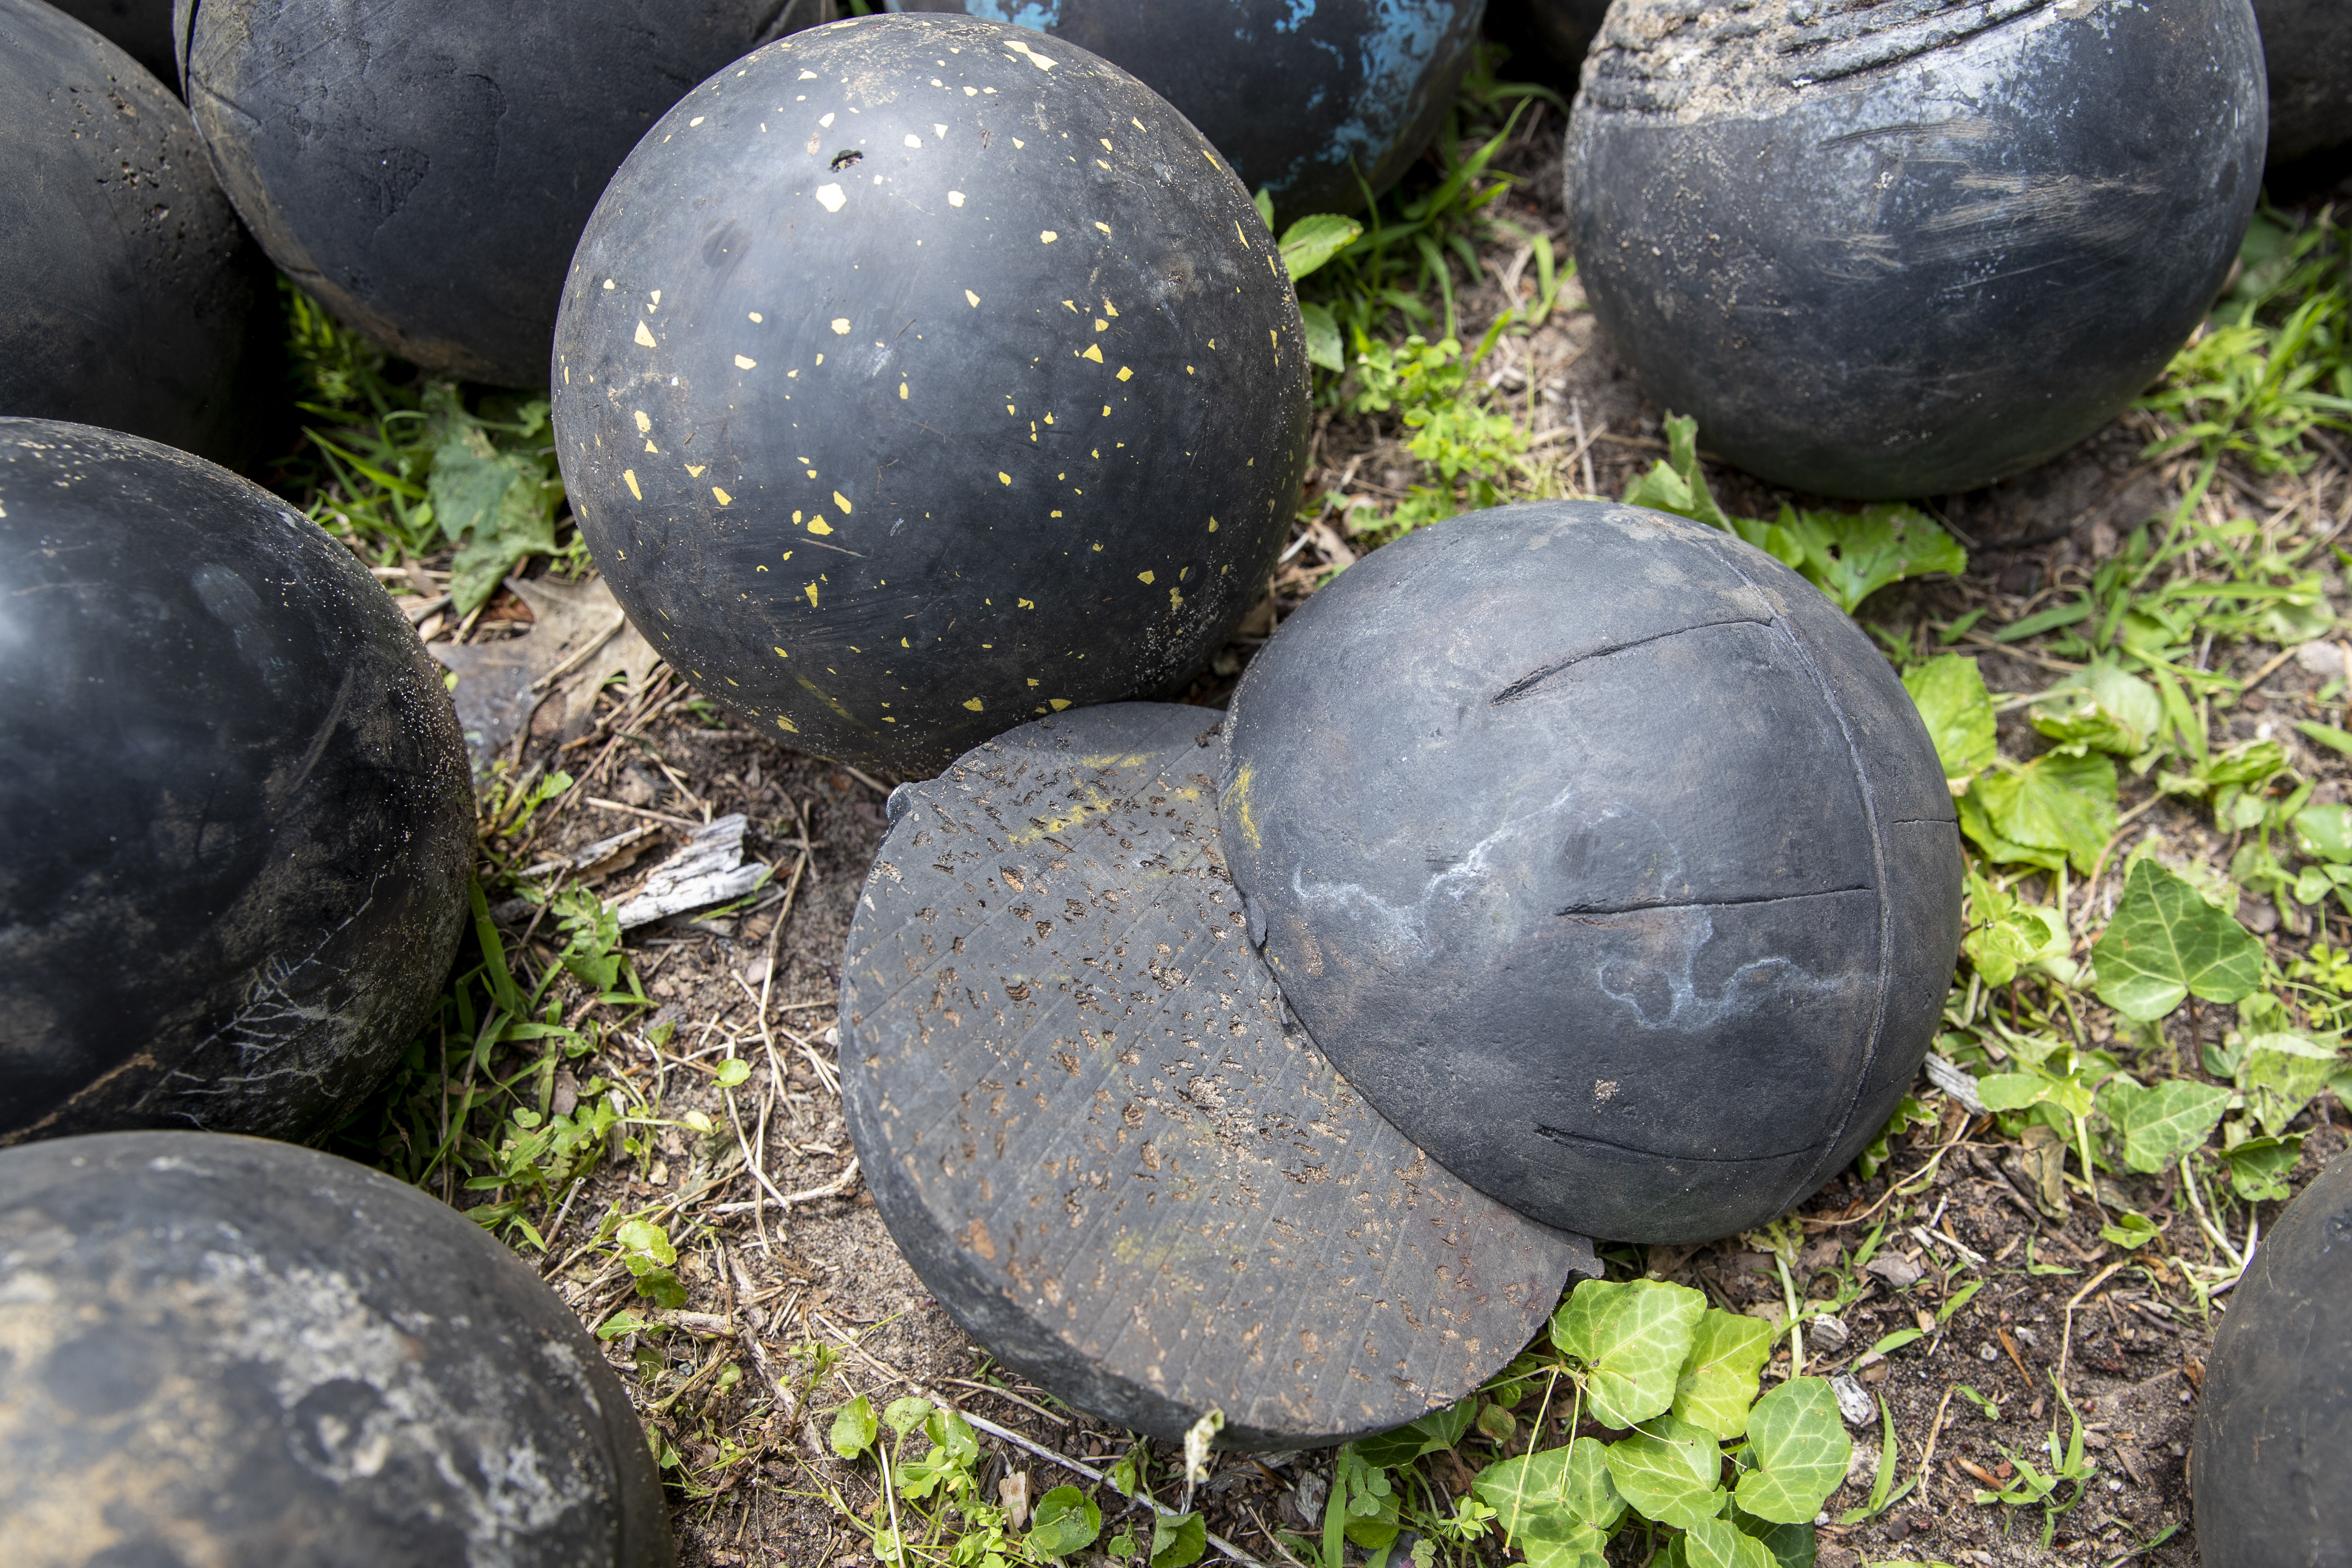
(1218, 501), (1966, 1243)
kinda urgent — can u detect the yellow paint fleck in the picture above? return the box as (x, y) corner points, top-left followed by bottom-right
(1224, 762), (1261, 849)
(643, 440), (657, 453)
(963, 697), (985, 711)
(833, 490), (852, 512)
(1137, 570), (1155, 585)
(1117, 366), (1133, 381)
(1050, 698), (1070, 711)
(948, 190), (966, 207)
(830, 318), (851, 334)
(687, 464), (705, 477)
(622, 469), (642, 499)
(805, 583), (820, 606)
(1101, 405), (1111, 416)
(1050, 510), (1062, 518)
(1080, 344), (1104, 363)
(774, 647), (789, 657)
(750, 311), (764, 322)
(998, 472), (1012, 485)
(808, 516), (833, 535)
(815, 183), (846, 212)
(1208, 516), (1219, 532)
(1018, 598), (1034, 609)
(736, 354), (757, 369)
(899, 382), (909, 398)
(713, 487), (733, 504)
(1094, 221), (1111, 235)
(1093, 317), (1107, 331)
(777, 714), (800, 733)
(1169, 587), (1183, 610)
(965, 289), (981, 307)
(603, 278), (616, 290)
(633, 410), (651, 433)
(903, 133), (923, 147)
(690, 115), (706, 126)
(1270, 329), (1278, 349)
(1099, 138), (1113, 151)
(1103, 300), (1119, 316)
(634, 320), (657, 348)
(1235, 222), (1249, 248)
(1040, 230), (1058, 244)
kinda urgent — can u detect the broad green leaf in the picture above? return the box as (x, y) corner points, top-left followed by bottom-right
(430, 413), (557, 615)
(1551, 1279), (1708, 1428)
(2099, 1210), (2160, 1249)
(2098, 1076), (2231, 1172)
(2221, 1133), (2304, 1201)
(1604, 1414), (1725, 1531)
(1623, 415), (1733, 530)
(1476, 1438), (1626, 1544)
(1975, 1072), (2060, 1113)
(1963, 752), (2117, 876)
(594, 1308), (656, 1340)
(714, 1057), (751, 1087)
(1730, 1498), (1818, 1568)
(1673, 1309), (1775, 1439)
(1902, 655), (1997, 782)
(830, 1395), (878, 1460)
(1355, 1399), (1475, 1469)
(1519, 1525), (1610, 1568)
(1780, 502), (1968, 614)
(882, 1395), (933, 1438)
(1962, 868), (2068, 987)
(2027, 662), (2164, 759)
(2093, 858), (2265, 1020)
(615, 1218), (676, 1268)
(1149, 1510), (1206, 1568)
(1682, 1516), (1775, 1568)
(1299, 301), (1344, 372)
(1734, 1378), (1852, 1525)
(1278, 213), (1362, 282)
(2295, 803), (2352, 863)
(1027, 1486), (1102, 1557)
(2238, 1032), (2343, 1136)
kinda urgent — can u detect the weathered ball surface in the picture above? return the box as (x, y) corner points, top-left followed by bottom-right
(0, 421), (474, 1145)
(885, 0), (1486, 216)
(0, 0), (266, 464)
(1219, 501), (1964, 1243)
(0, 1132), (674, 1566)
(2193, 1149), (2352, 1568)
(183, 0), (793, 386)
(553, 14), (1311, 777)
(1566, 0), (2265, 498)
(2254, 0), (2351, 176)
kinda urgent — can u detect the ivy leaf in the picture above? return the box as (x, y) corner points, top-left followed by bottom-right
(1604, 1413), (1725, 1530)
(2295, 803), (2352, 863)
(1672, 1309), (1775, 1439)
(429, 410), (558, 615)
(1356, 1399), (1475, 1469)
(1776, 502), (1968, 615)
(1902, 655), (1997, 783)
(1474, 1437), (1624, 1539)
(1681, 1516), (1776, 1568)
(1149, 1511), (1206, 1568)
(1278, 213), (1362, 283)
(1551, 1279), (1708, 1429)
(1299, 302), (1344, 372)
(1730, 1498), (1818, 1568)
(1733, 1378), (1852, 1525)
(829, 1395), (878, 1460)
(2237, 1032), (2343, 1136)
(1961, 752), (2118, 876)
(1961, 868), (2069, 988)
(2097, 1077), (2232, 1172)
(2028, 662), (2165, 759)
(882, 1396), (933, 1439)
(1026, 1486), (1101, 1558)
(2093, 858), (2265, 1021)
(2220, 1132), (2306, 1201)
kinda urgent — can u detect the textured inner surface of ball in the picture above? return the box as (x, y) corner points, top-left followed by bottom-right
(0, 420), (475, 1145)
(1566, 0), (2265, 499)
(0, 1132), (673, 1566)
(0, 0), (265, 464)
(2191, 1150), (2352, 1568)
(883, 0), (1486, 217)
(184, 0), (793, 386)
(1219, 501), (1965, 1244)
(553, 13), (1311, 777)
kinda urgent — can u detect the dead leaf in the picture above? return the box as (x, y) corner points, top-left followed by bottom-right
(431, 573), (661, 775)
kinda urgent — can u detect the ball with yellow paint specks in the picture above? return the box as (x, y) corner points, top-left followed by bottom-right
(553, 12), (1310, 777)
(1219, 500), (1967, 1244)
(0, 1132), (674, 1567)
(883, 0), (1485, 219)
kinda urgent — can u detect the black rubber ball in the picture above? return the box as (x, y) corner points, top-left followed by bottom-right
(884, 1), (1485, 217)
(0, 0), (267, 465)
(182, 0), (797, 387)
(2193, 1150), (2352, 1568)
(1565, 0), (2265, 500)
(0, 1132), (674, 1566)
(1219, 502), (1964, 1244)
(2255, 0), (2352, 175)
(0, 421), (474, 1145)
(46, 0), (174, 84)
(553, 13), (1311, 777)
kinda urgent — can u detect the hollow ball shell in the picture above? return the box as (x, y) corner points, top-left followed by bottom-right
(1219, 501), (1965, 1243)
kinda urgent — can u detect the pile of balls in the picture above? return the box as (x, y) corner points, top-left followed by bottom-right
(0, 0), (2343, 1545)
